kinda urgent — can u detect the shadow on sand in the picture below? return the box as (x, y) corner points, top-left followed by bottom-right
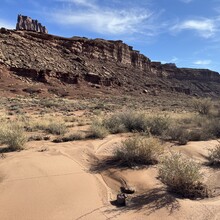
(109, 187), (180, 216)
(0, 147), (21, 154)
(90, 156), (180, 216)
(89, 155), (151, 174)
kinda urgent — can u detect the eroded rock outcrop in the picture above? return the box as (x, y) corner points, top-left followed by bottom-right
(0, 29), (219, 96)
(16, 15), (48, 34)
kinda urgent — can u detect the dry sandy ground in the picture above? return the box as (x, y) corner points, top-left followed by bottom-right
(0, 135), (220, 220)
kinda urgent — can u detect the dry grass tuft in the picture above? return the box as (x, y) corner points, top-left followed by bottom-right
(0, 122), (27, 151)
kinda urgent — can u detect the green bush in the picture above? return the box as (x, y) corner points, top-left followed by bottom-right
(159, 152), (209, 198)
(0, 123), (27, 151)
(114, 136), (163, 167)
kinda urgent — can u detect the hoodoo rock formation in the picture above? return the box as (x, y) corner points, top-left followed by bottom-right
(16, 15), (48, 34)
(0, 29), (220, 97)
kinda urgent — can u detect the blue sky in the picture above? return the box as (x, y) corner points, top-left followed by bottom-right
(1, 0), (220, 72)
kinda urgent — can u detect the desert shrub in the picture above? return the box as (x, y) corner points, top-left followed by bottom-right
(164, 125), (189, 145)
(77, 120), (88, 126)
(25, 120), (49, 132)
(104, 112), (170, 136)
(189, 115), (207, 127)
(205, 120), (220, 138)
(122, 112), (148, 132)
(188, 130), (205, 141)
(180, 115), (220, 141)
(159, 153), (209, 198)
(192, 98), (212, 115)
(176, 132), (189, 145)
(88, 120), (109, 139)
(147, 115), (171, 136)
(46, 122), (67, 135)
(103, 114), (126, 133)
(0, 123), (27, 151)
(114, 136), (163, 167)
(104, 111), (147, 133)
(53, 132), (85, 143)
(40, 99), (61, 108)
(28, 135), (43, 141)
(208, 144), (220, 165)
(64, 132), (85, 141)
(178, 115), (194, 125)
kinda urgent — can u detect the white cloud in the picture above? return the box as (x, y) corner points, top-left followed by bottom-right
(51, 0), (155, 35)
(193, 60), (211, 65)
(170, 57), (179, 62)
(57, 0), (97, 9)
(161, 56), (179, 64)
(0, 19), (14, 29)
(171, 18), (217, 38)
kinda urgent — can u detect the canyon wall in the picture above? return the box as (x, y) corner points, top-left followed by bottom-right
(0, 29), (219, 96)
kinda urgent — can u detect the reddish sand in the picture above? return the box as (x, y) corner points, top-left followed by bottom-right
(0, 136), (220, 220)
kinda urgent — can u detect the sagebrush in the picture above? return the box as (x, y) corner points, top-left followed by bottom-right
(208, 144), (220, 165)
(88, 120), (109, 139)
(0, 122), (27, 151)
(46, 122), (67, 135)
(104, 111), (147, 133)
(159, 152), (209, 198)
(192, 98), (212, 115)
(104, 111), (170, 135)
(114, 136), (163, 167)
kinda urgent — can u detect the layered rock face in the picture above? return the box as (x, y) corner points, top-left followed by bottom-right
(16, 15), (48, 34)
(0, 29), (220, 96)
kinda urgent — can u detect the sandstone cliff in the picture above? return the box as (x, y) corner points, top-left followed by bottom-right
(0, 29), (219, 97)
(16, 15), (48, 34)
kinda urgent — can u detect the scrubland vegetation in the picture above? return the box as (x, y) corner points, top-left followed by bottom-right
(0, 96), (219, 199)
(90, 97), (220, 145)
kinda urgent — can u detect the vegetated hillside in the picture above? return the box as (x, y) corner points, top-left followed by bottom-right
(0, 28), (220, 98)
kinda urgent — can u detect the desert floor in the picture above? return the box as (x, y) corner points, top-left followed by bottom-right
(0, 97), (220, 220)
